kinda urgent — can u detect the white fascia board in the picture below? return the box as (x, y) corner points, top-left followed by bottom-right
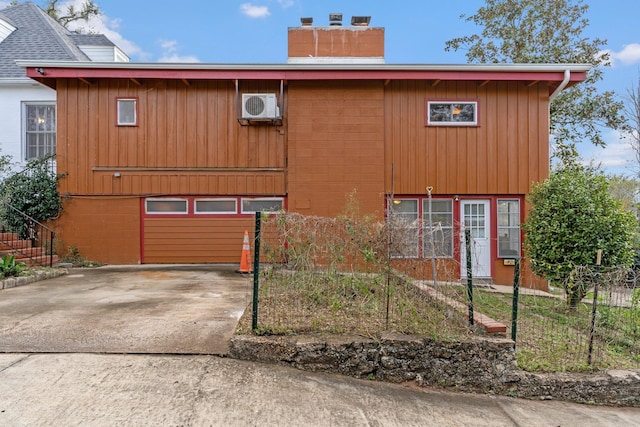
(14, 60), (592, 73)
(0, 17), (16, 43)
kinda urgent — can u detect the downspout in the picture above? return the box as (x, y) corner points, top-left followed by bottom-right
(550, 69), (571, 102)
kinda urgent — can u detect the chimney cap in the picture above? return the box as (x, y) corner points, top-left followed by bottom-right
(351, 16), (371, 26)
(300, 17), (313, 26)
(329, 13), (343, 26)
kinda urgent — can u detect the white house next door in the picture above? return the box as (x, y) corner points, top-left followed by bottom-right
(460, 200), (491, 278)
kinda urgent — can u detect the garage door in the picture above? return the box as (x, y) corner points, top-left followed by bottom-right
(143, 217), (253, 263)
(141, 196), (282, 263)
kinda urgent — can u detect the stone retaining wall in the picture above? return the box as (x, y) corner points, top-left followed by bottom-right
(0, 268), (68, 290)
(229, 333), (640, 407)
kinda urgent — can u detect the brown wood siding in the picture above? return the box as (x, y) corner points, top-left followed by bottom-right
(52, 197), (140, 264)
(56, 79), (286, 196)
(287, 80), (386, 217)
(143, 217), (253, 263)
(384, 80), (550, 196)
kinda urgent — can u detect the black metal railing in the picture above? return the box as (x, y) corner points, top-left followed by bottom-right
(0, 201), (55, 267)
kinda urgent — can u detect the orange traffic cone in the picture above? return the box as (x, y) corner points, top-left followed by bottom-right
(236, 230), (253, 274)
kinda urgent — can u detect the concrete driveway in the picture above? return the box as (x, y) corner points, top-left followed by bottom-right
(0, 265), (252, 355)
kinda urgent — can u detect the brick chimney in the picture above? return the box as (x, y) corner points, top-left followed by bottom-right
(287, 14), (384, 64)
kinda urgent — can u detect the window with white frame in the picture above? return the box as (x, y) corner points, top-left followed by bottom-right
(423, 199), (454, 258)
(388, 198), (454, 259)
(24, 103), (56, 160)
(427, 101), (477, 126)
(195, 199), (237, 214)
(497, 199), (520, 258)
(146, 198), (188, 214)
(241, 198), (283, 214)
(388, 199), (419, 258)
(117, 98), (137, 126)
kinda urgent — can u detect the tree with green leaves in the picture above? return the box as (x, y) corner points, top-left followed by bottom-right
(623, 75), (640, 177)
(523, 165), (636, 307)
(445, 0), (626, 163)
(44, 0), (100, 28)
(8, 1), (100, 29)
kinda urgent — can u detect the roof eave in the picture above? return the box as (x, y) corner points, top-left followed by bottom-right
(16, 60), (590, 89)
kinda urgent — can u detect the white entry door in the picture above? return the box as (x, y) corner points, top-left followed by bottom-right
(460, 200), (491, 278)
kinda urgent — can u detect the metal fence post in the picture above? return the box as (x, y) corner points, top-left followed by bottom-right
(251, 212), (262, 331)
(465, 228), (474, 326)
(587, 249), (602, 365)
(511, 258), (521, 345)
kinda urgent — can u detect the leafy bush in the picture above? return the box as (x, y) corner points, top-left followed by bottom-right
(0, 255), (25, 278)
(0, 156), (62, 237)
(524, 165), (636, 308)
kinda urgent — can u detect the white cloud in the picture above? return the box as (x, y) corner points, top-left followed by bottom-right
(277, 0), (295, 8)
(157, 39), (200, 63)
(57, 0), (148, 60)
(240, 3), (270, 18)
(580, 129), (636, 175)
(607, 43), (640, 67)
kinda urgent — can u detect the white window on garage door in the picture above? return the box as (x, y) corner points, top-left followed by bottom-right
(194, 199), (237, 214)
(146, 198), (188, 214)
(241, 198), (284, 214)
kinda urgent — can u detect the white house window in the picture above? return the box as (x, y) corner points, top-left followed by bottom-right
(388, 198), (454, 259)
(146, 198), (188, 214)
(388, 199), (419, 258)
(241, 198), (283, 214)
(498, 199), (521, 258)
(24, 103), (56, 160)
(423, 199), (454, 258)
(195, 199), (237, 214)
(427, 101), (477, 126)
(117, 98), (137, 126)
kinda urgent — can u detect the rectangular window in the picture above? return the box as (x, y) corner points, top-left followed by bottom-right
(24, 103), (56, 160)
(498, 199), (520, 258)
(388, 199), (419, 258)
(423, 199), (454, 258)
(117, 98), (137, 126)
(146, 199), (188, 214)
(241, 198), (283, 214)
(195, 199), (237, 214)
(427, 101), (477, 126)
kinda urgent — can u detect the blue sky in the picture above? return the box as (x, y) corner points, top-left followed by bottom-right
(4, 0), (640, 175)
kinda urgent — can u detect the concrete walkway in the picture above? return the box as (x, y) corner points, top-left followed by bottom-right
(1, 353), (640, 427)
(0, 265), (252, 354)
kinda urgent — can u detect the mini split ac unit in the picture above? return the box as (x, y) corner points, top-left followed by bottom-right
(241, 93), (279, 119)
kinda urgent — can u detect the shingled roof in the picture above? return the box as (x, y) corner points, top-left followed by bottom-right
(0, 2), (117, 78)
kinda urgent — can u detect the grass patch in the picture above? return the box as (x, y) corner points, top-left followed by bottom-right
(236, 268), (472, 340)
(444, 285), (640, 372)
(238, 272), (640, 372)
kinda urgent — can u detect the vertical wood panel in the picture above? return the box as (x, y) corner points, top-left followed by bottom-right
(165, 81), (177, 168)
(385, 80), (550, 196)
(507, 81), (519, 193)
(56, 80), (69, 194)
(66, 79), (79, 194)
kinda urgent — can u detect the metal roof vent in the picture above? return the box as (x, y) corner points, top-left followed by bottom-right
(300, 17), (313, 26)
(329, 13), (342, 26)
(351, 16), (371, 27)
